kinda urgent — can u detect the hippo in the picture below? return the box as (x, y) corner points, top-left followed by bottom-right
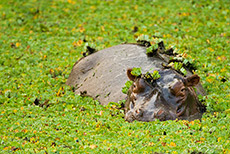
(66, 43), (206, 122)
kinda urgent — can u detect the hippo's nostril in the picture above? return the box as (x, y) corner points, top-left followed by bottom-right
(135, 108), (143, 117)
(135, 109), (142, 114)
(125, 110), (135, 123)
(176, 105), (186, 116)
(177, 106), (182, 113)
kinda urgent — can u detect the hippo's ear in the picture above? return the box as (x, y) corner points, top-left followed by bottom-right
(184, 74), (200, 87)
(127, 68), (136, 81)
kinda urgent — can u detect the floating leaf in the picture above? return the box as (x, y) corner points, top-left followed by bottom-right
(131, 67), (142, 77)
(146, 45), (154, 54)
(151, 70), (161, 80)
(174, 62), (183, 70)
(136, 34), (149, 41)
(90, 144), (97, 149)
(122, 81), (133, 94)
(170, 142), (176, 147)
(15, 42), (20, 47)
(180, 67), (187, 76)
(146, 44), (157, 56)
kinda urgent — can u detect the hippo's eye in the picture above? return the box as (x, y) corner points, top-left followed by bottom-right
(181, 88), (186, 92)
(133, 84), (136, 88)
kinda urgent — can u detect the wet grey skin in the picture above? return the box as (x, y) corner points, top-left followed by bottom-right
(66, 44), (206, 122)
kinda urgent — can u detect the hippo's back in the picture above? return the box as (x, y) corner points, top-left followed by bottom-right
(66, 44), (165, 105)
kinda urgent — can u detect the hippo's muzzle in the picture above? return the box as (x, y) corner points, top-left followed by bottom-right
(124, 107), (145, 122)
(124, 69), (206, 122)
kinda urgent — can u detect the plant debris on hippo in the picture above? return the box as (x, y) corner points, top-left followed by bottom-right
(66, 41), (206, 122)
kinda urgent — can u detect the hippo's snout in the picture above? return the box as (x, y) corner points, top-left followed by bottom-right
(124, 110), (134, 123)
(125, 108), (143, 123)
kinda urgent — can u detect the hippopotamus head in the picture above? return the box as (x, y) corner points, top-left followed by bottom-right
(125, 68), (205, 122)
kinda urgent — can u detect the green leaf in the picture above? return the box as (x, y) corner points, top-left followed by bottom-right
(180, 67), (187, 76)
(146, 45), (154, 54)
(151, 70), (161, 80)
(136, 34), (149, 41)
(131, 67), (142, 77)
(183, 59), (189, 65)
(174, 62), (183, 70)
(122, 81), (133, 94)
(173, 56), (184, 61)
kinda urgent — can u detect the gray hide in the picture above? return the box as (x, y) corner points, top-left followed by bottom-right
(66, 44), (205, 105)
